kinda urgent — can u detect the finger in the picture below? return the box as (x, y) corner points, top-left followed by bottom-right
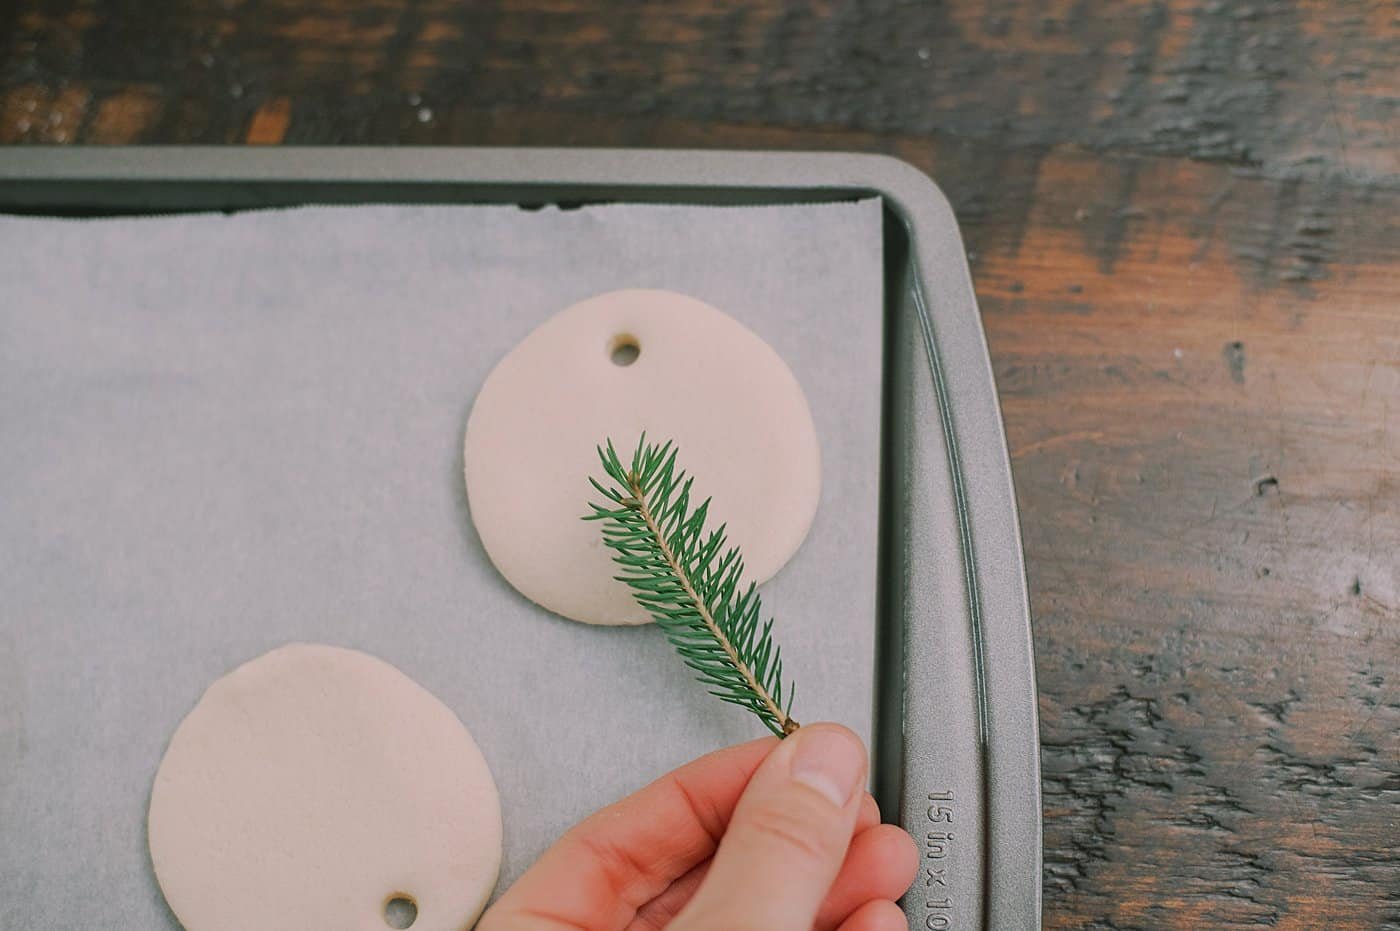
(481, 736), (777, 931)
(836, 899), (908, 931)
(856, 793), (880, 833)
(671, 723), (868, 931)
(634, 819), (911, 931)
(627, 860), (709, 931)
(626, 789), (876, 929)
(815, 824), (919, 930)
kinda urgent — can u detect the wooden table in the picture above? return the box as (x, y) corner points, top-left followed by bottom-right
(3, 2), (1396, 926)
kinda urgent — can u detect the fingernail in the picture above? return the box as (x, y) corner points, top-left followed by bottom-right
(790, 726), (865, 807)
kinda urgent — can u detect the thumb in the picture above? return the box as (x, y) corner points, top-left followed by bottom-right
(671, 723), (867, 931)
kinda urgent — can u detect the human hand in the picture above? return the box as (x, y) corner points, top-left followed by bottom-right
(478, 723), (917, 931)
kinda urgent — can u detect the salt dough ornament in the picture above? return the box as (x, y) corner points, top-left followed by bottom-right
(465, 288), (820, 625)
(148, 644), (501, 931)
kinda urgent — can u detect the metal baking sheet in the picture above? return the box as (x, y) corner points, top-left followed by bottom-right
(0, 148), (1041, 930)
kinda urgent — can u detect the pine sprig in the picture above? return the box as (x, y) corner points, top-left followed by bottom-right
(585, 436), (799, 737)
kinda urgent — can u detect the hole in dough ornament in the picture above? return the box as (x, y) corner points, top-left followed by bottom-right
(148, 644), (501, 931)
(464, 289), (821, 625)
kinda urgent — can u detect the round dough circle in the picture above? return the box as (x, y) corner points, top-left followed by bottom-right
(465, 289), (821, 625)
(148, 644), (502, 931)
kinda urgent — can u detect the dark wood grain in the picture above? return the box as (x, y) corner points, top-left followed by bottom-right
(3, 0), (1398, 180)
(3, 2), (1397, 928)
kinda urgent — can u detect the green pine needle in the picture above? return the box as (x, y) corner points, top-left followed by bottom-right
(585, 435), (800, 737)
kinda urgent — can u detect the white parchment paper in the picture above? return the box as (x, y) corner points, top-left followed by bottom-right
(0, 199), (883, 928)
